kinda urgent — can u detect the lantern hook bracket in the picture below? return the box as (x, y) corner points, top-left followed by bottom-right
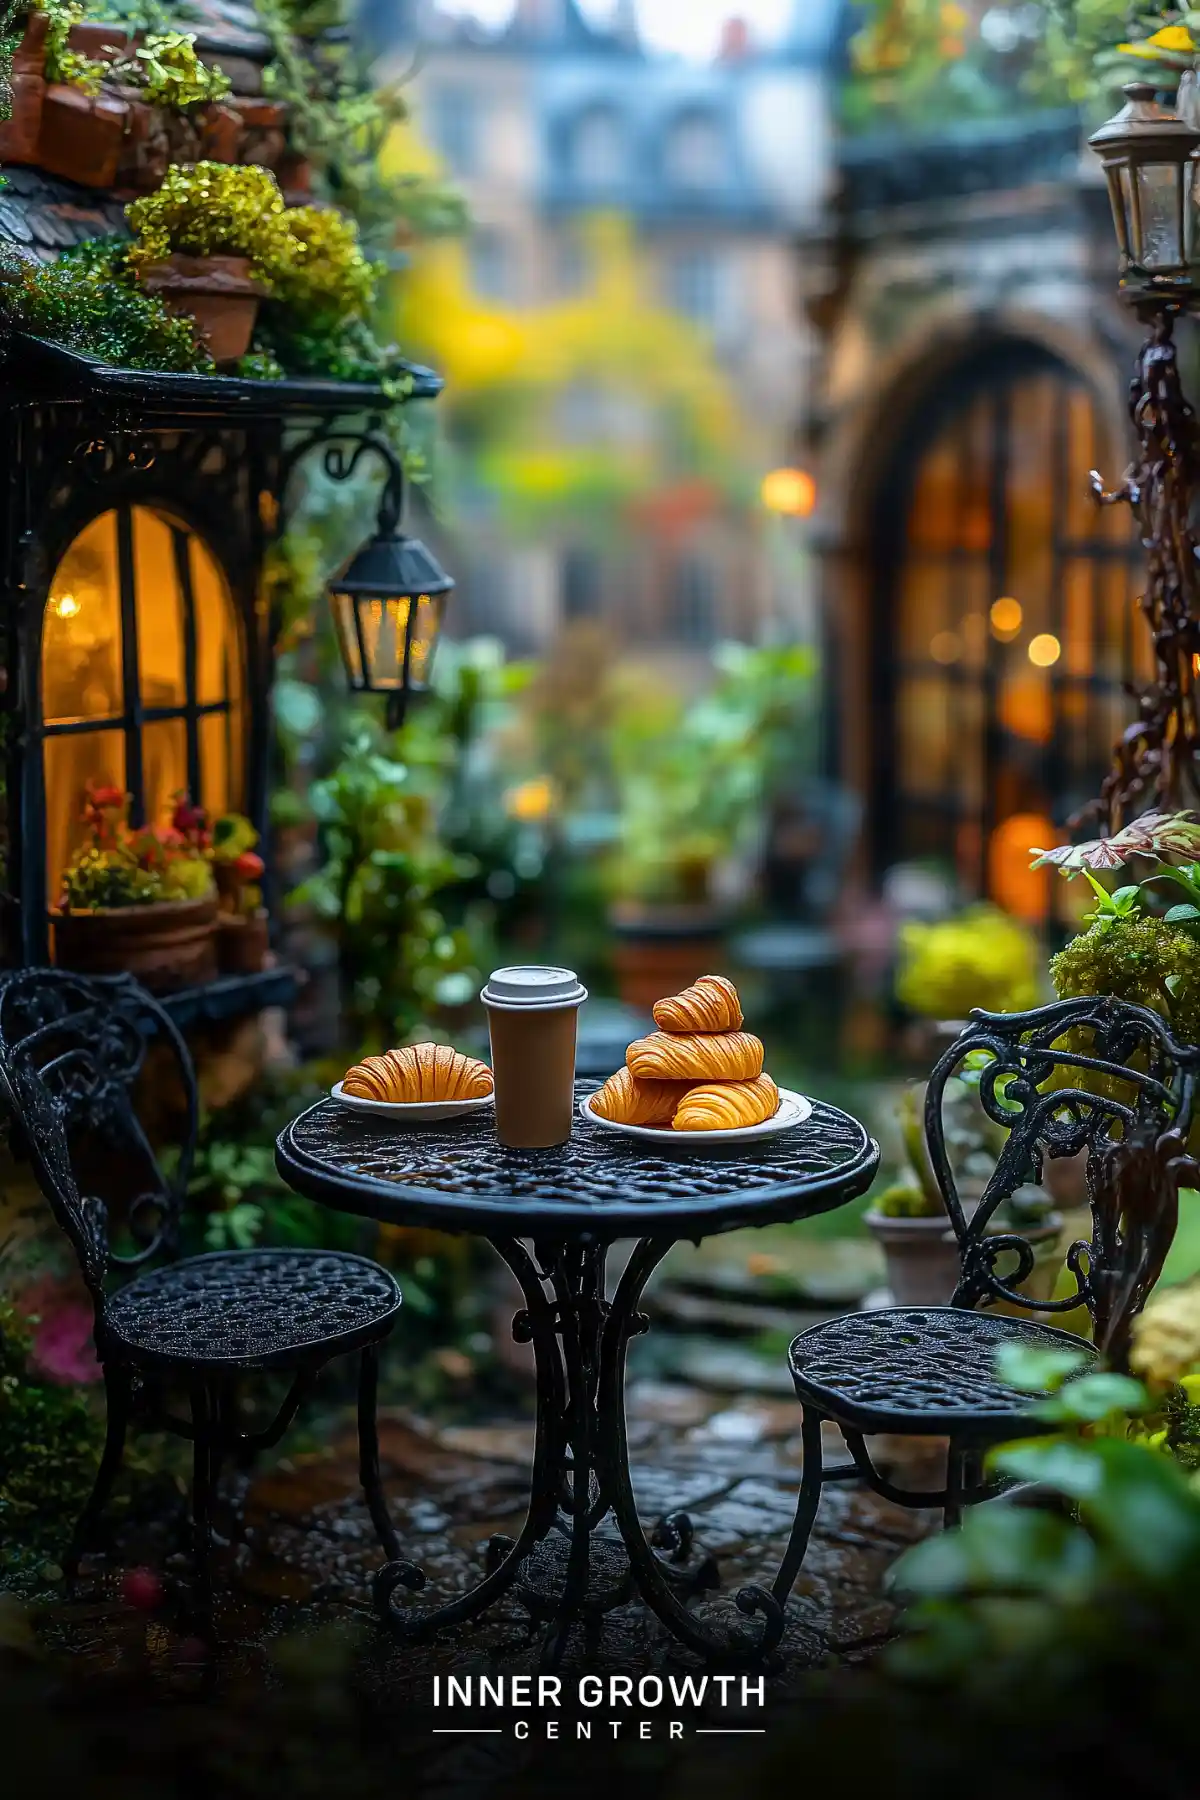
(279, 422), (405, 537)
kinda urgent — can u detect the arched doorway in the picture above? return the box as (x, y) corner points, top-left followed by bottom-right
(871, 339), (1145, 924)
(39, 505), (245, 913)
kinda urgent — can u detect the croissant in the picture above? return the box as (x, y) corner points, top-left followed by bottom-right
(343, 1043), (493, 1103)
(653, 974), (743, 1035)
(673, 1073), (779, 1132)
(626, 1030), (764, 1083)
(589, 1066), (693, 1128)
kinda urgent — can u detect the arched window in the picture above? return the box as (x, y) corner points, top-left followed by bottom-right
(41, 505), (244, 908)
(663, 109), (725, 190)
(568, 105), (624, 188)
(872, 341), (1144, 925)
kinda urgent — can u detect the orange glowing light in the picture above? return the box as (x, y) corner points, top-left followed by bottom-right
(989, 811), (1054, 925)
(1028, 633), (1062, 668)
(760, 467), (817, 518)
(990, 596), (1023, 640)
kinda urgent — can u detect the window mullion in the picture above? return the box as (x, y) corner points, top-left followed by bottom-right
(174, 527), (201, 801)
(117, 505), (144, 825)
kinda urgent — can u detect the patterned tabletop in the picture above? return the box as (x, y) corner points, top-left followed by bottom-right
(276, 1082), (879, 1243)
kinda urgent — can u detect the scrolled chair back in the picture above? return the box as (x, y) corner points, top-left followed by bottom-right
(924, 994), (1200, 1361)
(0, 968), (199, 1309)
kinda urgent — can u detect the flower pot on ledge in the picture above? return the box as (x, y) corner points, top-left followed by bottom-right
(864, 1207), (1064, 1309)
(35, 84), (128, 188)
(52, 895), (219, 993)
(138, 253), (265, 365)
(217, 909), (269, 976)
(608, 901), (727, 1011)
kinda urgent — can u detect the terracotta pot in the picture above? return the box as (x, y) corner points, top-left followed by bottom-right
(217, 910), (269, 976)
(865, 1208), (1065, 1310)
(138, 253), (265, 364)
(0, 72), (45, 162)
(53, 895), (219, 994)
(201, 103), (242, 164)
(864, 1211), (964, 1308)
(66, 21), (130, 61)
(36, 85), (127, 188)
(12, 13), (50, 75)
(609, 904), (726, 1011)
(277, 150), (311, 198)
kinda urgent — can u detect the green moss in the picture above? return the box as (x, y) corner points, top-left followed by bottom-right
(0, 1298), (102, 1568)
(6, 237), (213, 374)
(1051, 914), (1200, 1042)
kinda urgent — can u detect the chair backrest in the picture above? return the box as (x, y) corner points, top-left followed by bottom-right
(924, 995), (1200, 1359)
(0, 969), (199, 1311)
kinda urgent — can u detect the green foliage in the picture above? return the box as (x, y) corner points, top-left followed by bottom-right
(126, 161), (291, 271)
(255, 0), (467, 261)
(59, 844), (160, 909)
(896, 905), (1043, 1019)
(608, 644), (818, 907)
(127, 30), (231, 108)
(5, 236), (212, 373)
(0, 1296), (103, 1564)
(40, 0), (110, 95)
(1051, 913), (1200, 1039)
(291, 723), (481, 1045)
(873, 1180), (939, 1218)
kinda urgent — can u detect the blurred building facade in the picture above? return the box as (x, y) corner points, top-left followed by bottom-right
(374, 0), (839, 662)
(803, 96), (1144, 925)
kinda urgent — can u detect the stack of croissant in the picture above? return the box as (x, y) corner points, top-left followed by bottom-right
(591, 975), (778, 1132)
(342, 1042), (493, 1103)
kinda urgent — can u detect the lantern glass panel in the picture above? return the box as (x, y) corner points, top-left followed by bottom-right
(330, 590), (365, 686)
(359, 595), (409, 691)
(1136, 160), (1185, 270)
(409, 595), (443, 688)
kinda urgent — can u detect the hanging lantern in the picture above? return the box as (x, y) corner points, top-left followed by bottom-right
(1089, 81), (1200, 301)
(328, 445), (454, 730)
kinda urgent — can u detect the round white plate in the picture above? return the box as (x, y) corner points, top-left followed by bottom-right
(579, 1085), (812, 1146)
(331, 1082), (494, 1125)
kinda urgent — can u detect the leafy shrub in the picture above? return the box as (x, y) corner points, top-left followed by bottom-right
(126, 162), (292, 272)
(895, 905), (1042, 1020)
(0, 1295), (102, 1565)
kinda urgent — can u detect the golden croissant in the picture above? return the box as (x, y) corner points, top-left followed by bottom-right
(674, 1073), (779, 1132)
(343, 1043), (493, 1103)
(590, 1066), (693, 1128)
(626, 1030), (764, 1083)
(653, 974), (743, 1035)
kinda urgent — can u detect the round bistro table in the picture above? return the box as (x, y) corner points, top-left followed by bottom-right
(276, 1081), (879, 1664)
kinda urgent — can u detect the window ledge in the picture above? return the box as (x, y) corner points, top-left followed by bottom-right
(159, 965), (299, 1029)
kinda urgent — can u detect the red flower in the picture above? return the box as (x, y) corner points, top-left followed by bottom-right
(171, 792), (211, 849)
(234, 851), (265, 879)
(29, 1297), (102, 1386)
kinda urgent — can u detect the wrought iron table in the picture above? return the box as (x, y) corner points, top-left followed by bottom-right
(275, 1081), (878, 1663)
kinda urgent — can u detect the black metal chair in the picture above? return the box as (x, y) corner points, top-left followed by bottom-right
(0, 968), (403, 1623)
(774, 995), (1200, 1601)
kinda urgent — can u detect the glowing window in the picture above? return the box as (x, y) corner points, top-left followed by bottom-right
(42, 505), (244, 908)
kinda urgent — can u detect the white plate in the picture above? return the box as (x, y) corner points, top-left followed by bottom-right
(579, 1085), (812, 1146)
(330, 1082), (494, 1125)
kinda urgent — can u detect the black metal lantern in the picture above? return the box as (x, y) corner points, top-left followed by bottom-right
(1090, 81), (1200, 302)
(327, 437), (454, 729)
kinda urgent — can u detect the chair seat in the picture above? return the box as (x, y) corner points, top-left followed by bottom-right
(789, 1306), (1095, 1437)
(103, 1248), (402, 1369)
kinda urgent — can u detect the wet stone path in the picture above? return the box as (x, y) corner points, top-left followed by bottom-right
(24, 1381), (937, 1697)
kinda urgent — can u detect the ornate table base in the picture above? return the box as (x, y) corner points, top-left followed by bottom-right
(372, 1238), (796, 1665)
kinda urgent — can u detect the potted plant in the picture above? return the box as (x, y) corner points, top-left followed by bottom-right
(125, 163), (289, 364)
(52, 785), (218, 993)
(211, 811), (269, 975)
(894, 903), (1044, 1064)
(34, 0), (129, 190)
(865, 1078), (1063, 1307)
(606, 646), (813, 1008)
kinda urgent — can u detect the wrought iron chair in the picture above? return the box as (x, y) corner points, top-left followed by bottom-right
(774, 995), (1200, 1602)
(0, 968), (403, 1622)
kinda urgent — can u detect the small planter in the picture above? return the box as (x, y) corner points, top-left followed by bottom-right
(36, 85), (127, 188)
(53, 895), (218, 994)
(217, 910), (269, 976)
(0, 73), (45, 163)
(609, 903), (726, 1011)
(865, 1207), (1065, 1309)
(138, 253), (265, 364)
(865, 1211), (963, 1308)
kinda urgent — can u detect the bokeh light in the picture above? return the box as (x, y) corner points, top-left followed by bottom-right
(1028, 633), (1061, 668)
(990, 596), (1023, 640)
(760, 467), (817, 518)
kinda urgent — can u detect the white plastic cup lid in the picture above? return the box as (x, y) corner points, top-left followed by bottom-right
(480, 966), (588, 1008)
